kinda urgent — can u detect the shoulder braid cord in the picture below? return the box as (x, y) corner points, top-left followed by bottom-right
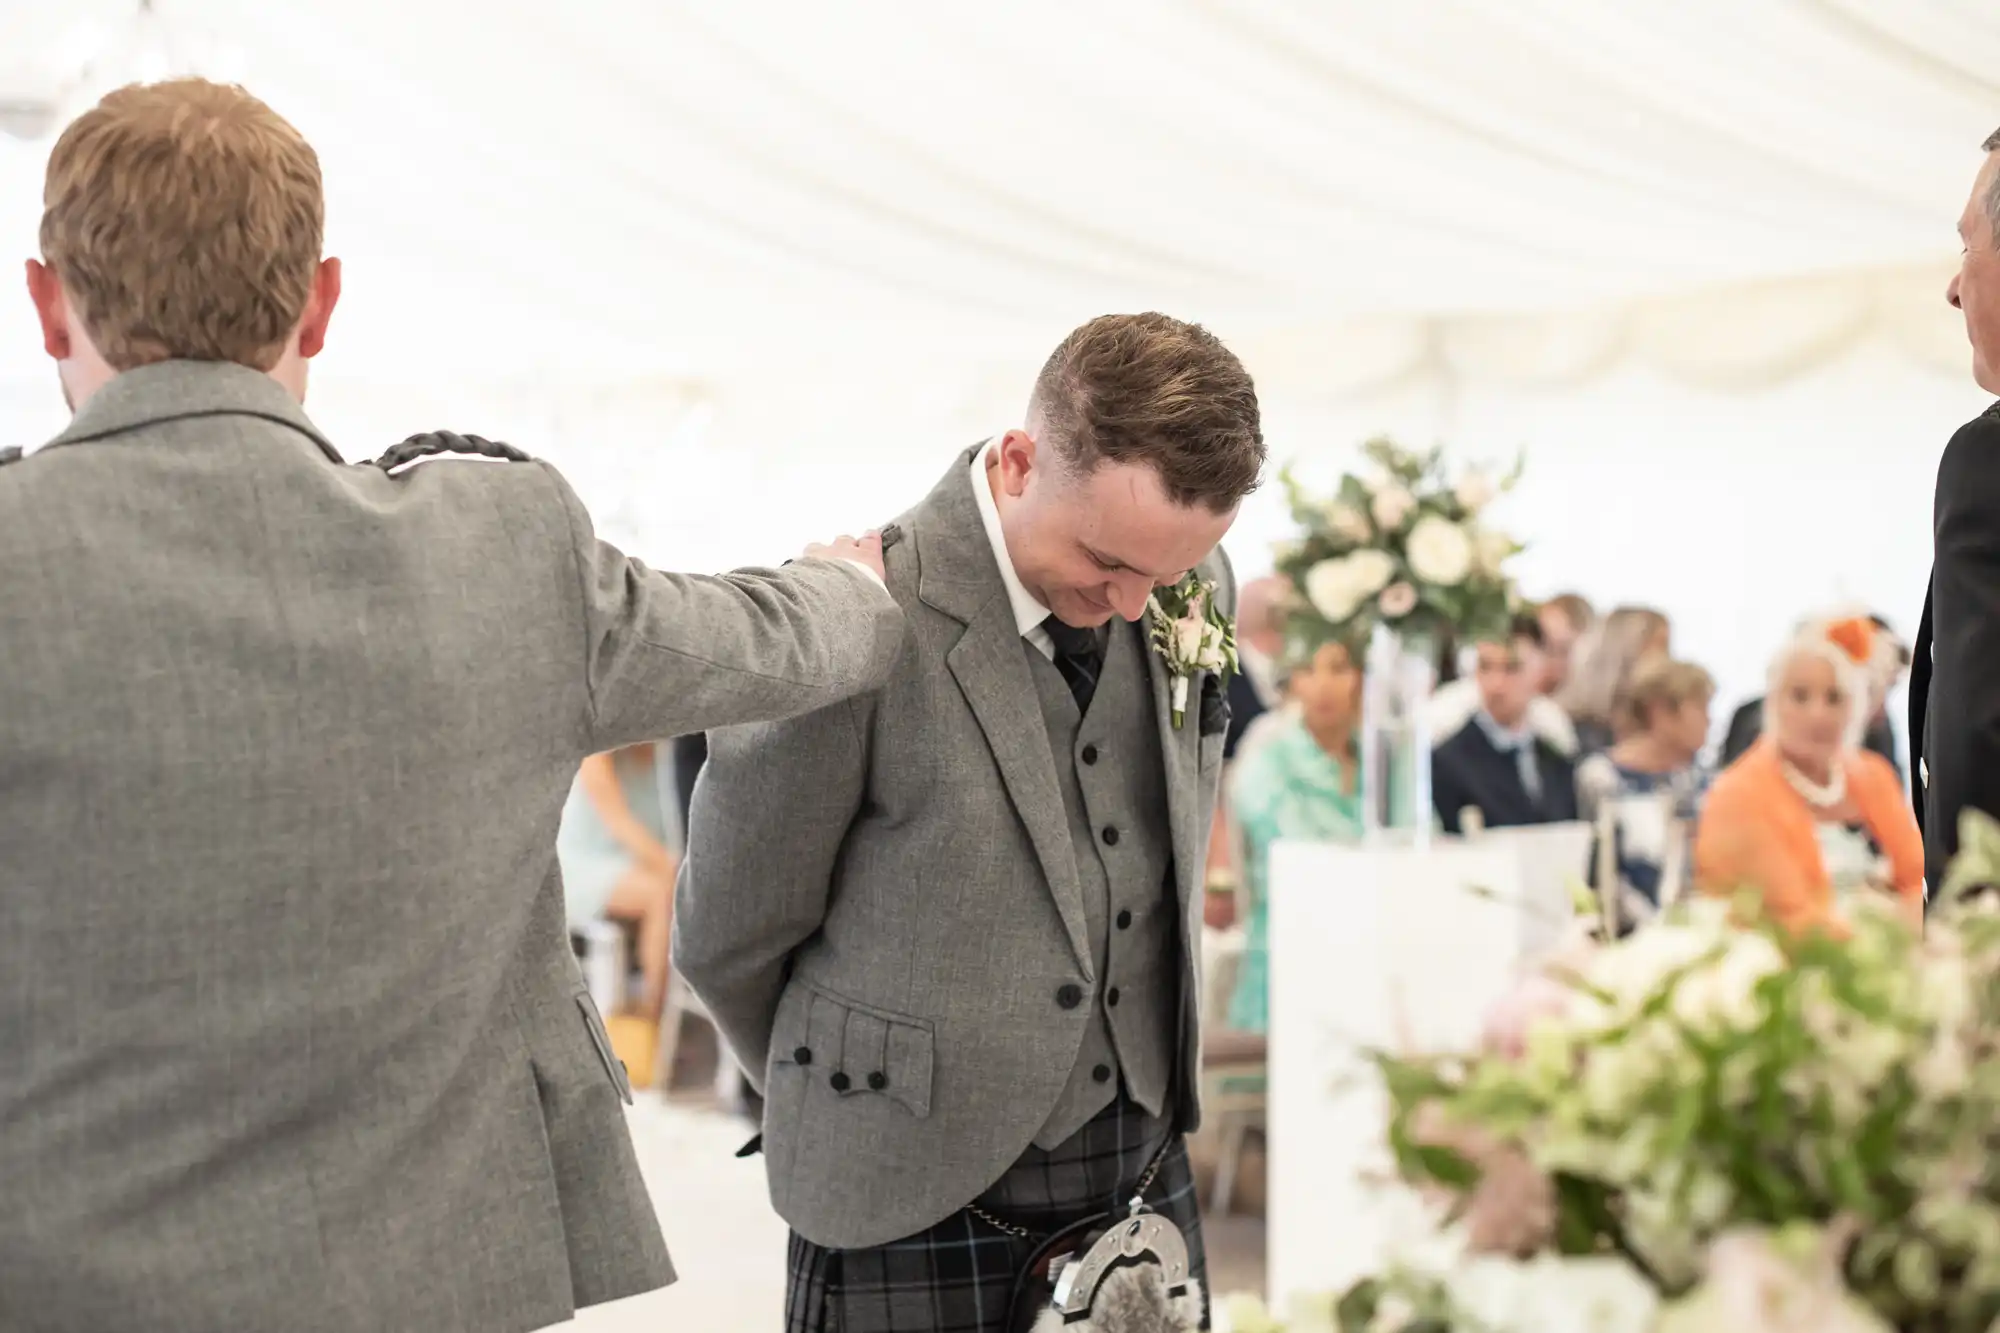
(372, 431), (533, 473)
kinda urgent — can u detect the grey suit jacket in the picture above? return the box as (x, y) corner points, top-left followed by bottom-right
(0, 362), (902, 1333)
(674, 448), (1234, 1249)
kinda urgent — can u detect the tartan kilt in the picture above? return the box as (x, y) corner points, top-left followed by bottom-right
(783, 1096), (1207, 1333)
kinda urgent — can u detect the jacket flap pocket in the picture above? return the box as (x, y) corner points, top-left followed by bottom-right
(783, 981), (935, 1119)
(574, 990), (634, 1105)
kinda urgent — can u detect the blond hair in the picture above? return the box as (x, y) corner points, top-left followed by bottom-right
(1030, 313), (1265, 513)
(1614, 658), (1714, 737)
(1557, 606), (1670, 734)
(40, 79), (323, 371)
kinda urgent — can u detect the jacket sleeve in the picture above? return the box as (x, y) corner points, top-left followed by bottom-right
(537, 462), (903, 754)
(671, 695), (872, 1090)
(1927, 410), (2000, 874)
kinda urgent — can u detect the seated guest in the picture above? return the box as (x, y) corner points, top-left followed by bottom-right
(558, 742), (676, 1020)
(1429, 593), (1590, 756)
(1576, 658), (1716, 922)
(1434, 614), (1581, 834)
(1557, 605), (1671, 755)
(1226, 638), (1368, 1033)
(1695, 618), (1923, 935)
(1719, 611), (1909, 783)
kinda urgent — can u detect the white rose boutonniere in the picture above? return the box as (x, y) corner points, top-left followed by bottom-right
(1146, 573), (1236, 728)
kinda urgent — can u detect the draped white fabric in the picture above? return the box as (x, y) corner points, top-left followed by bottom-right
(1, 0), (1994, 384)
(1, 0), (1995, 725)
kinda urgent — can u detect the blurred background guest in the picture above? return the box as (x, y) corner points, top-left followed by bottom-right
(1226, 575), (1289, 759)
(1695, 619), (1923, 935)
(559, 743), (678, 1025)
(1225, 639), (1367, 1033)
(1557, 605), (1672, 755)
(1430, 592), (1592, 756)
(1433, 614), (1580, 834)
(1576, 658), (1716, 925)
(1205, 575), (1292, 927)
(1720, 611), (1910, 784)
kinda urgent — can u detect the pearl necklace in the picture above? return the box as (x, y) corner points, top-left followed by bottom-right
(1780, 756), (1846, 808)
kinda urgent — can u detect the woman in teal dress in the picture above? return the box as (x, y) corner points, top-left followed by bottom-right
(1227, 639), (1368, 1033)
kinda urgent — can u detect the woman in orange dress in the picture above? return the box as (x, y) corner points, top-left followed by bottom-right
(1695, 616), (1923, 935)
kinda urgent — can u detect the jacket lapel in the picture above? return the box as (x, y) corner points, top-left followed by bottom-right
(915, 448), (1095, 978)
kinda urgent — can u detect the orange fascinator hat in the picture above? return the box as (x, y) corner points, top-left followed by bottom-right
(1825, 616), (1876, 666)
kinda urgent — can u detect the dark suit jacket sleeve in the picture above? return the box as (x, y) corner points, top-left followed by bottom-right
(671, 696), (872, 1090)
(1223, 671), (1266, 760)
(1927, 410), (2000, 872)
(1432, 740), (1469, 834)
(536, 463), (903, 754)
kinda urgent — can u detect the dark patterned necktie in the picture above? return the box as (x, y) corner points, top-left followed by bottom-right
(1042, 616), (1104, 712)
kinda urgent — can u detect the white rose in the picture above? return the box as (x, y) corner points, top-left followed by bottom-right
(1473, 528), (1515, 577)
(1347, 548), (1396, 596)
(1325, 502), (1372, 543)
(1405, 515), (1474, 587)
(1304, 557), (1367, 623)
(1455, 468), (1497, 513)
(1371, 486), (1416, 531)
(1520, 1254), (1660, 1333)
(1195, 619), (1229, 672)
(1173, 614), (1204, 662)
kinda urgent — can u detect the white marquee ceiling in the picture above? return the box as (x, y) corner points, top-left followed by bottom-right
(0, 0), (1993, 388)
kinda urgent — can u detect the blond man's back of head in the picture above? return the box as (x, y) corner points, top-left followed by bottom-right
(40, 78), (322, 372)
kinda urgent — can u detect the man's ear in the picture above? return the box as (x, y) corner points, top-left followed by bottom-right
(25, 259), (70, 360)
(297, 257), (341, 359)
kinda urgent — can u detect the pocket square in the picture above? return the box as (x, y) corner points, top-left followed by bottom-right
(1198, 675), (1232, 738)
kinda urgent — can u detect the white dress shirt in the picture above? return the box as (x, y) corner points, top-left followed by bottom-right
(969, 446), (1056, 660)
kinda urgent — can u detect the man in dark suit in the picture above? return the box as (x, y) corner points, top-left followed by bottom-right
(1913, 127), (2000, 895)
(1434, 613), (1580, 833)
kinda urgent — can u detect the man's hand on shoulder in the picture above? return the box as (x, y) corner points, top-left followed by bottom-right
(803, 531), (887, 587)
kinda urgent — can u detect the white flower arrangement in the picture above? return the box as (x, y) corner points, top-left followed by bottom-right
(1220, 810), (2000, 1332)
(1277, 438), (1523, 659)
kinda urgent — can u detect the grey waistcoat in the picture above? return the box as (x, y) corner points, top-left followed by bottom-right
(1027, 619), (1181, 1148)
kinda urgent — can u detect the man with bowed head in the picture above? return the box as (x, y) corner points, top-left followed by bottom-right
(677, 313), (1264, 1332)
(1916, 125), (2000, 897)
(0, 79), (900, 1333)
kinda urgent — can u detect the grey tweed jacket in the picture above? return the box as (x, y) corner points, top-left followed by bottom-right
(674, 448), (1233, 1250)
(0, 362), (903, 1333)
